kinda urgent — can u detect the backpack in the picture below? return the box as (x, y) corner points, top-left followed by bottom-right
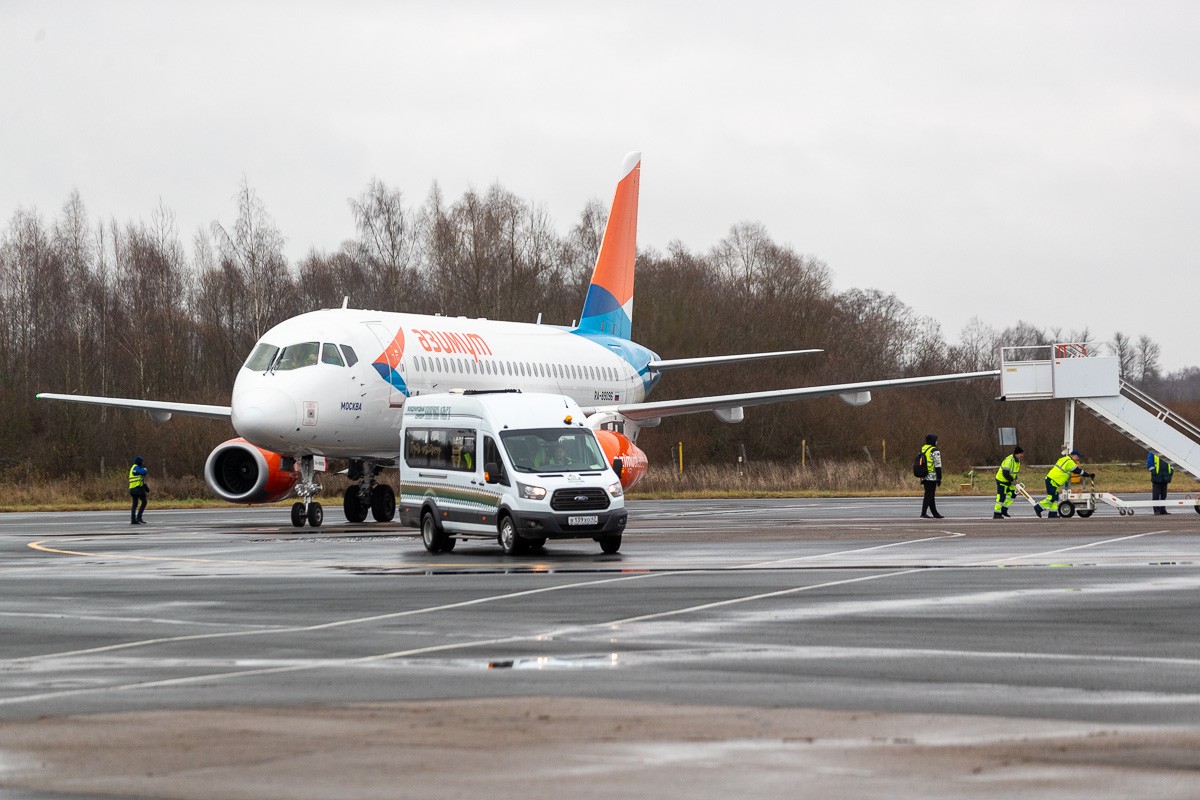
(912, 450), (927, 479)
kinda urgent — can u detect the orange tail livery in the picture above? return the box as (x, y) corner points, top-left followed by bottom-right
(576, 151), (640, 339)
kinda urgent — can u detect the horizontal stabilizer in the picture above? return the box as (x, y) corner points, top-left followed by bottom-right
(648, 349), (822, 372)
(583, 370), (999, 421)
(36, 393), (232, 421)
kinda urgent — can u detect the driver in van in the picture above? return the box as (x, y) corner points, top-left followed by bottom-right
(545, 444), (572, 467)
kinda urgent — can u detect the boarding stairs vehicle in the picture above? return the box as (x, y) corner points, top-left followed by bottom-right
(999, 343), (1200, 517)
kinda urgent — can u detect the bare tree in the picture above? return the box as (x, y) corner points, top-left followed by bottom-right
(1134, 334), (1162, 384)
(1111, 331), (1136, 380)
(209, 179), (293, 341)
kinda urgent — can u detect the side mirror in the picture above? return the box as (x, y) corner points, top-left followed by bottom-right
(612, 457), (624, 478)
(484, 462), (500, 484)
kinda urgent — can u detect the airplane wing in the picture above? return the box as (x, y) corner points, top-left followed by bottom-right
(36, 393), (232, 421)
(647, 349), (822, 372)
(584, 370), (1000, 421)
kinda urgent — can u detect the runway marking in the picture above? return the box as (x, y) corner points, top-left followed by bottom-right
(5, 534), (958, 666)
(4, 522), (1194, 708)
(26, 538), (318, 566)
(0, 570), (935, 708)
(978, 530), (1170, 566)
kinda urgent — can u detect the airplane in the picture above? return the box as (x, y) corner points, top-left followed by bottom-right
(38, 152), (999, 527)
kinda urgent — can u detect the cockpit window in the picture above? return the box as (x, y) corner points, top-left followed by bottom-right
(274, 342), (321, 371)
(341, 345), (359, 367)
(244, 343), (279, 372)
(321, 343), (345, 366)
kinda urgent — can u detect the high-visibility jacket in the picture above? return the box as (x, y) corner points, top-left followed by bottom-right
(1046, 455), (1079, 487)
(920, 444), (938, 479)
(128, 464), (147, 490)
(1150, 454), (1174, 483)
(995, 454), (1021, 484)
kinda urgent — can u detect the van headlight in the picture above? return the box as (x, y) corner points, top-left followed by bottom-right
(607, 481), (623, 498)
(518, 482), (547, 500)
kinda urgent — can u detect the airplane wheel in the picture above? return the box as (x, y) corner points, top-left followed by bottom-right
(1194, 504), (1200, 515)
(343, 488), (368, 523)
(421, 510), (447, 553)
(599, 534), (622, 554)
(1057, 501), (1075, 519)
(307, 501), (324, 528)
(498, 514), (523, 555)
(371, 485), (396, 522)
(1077, 508), (1094, 518)
(291, 502), (306, 528)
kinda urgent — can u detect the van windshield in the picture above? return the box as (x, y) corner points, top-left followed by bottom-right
(500, 429), (607, 473)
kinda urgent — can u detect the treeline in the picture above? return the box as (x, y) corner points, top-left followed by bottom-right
(2, 178), (1196, 484)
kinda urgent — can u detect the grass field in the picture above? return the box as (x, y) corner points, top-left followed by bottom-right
(1, 461), (1192, 512)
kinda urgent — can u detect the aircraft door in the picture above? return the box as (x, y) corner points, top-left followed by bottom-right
(364, 322), (408, 408)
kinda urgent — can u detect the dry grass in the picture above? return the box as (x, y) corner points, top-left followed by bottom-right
(0, 462), (1190, 511)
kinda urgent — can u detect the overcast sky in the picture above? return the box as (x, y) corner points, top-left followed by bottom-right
(4, 1), (1198, 369)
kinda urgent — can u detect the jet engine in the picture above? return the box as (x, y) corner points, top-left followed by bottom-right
(204, 438), (297, 504)
(594, 429), (649, 491)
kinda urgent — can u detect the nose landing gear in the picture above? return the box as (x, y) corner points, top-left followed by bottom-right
(290, 454), (323, 528)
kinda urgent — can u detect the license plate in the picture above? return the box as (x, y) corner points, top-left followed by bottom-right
(568, 515), (598, 526)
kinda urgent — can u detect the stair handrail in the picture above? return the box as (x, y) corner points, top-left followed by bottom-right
(1118, 380), (1200, 443)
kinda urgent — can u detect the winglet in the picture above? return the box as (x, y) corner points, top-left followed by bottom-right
(576, 152), (641, 339)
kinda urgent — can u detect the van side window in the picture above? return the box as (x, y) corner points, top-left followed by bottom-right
(405, 427), (476, 472)
(483, 436), (508, 485)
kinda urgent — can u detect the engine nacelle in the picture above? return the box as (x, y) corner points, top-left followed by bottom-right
(204, 438), (297, 504)
(594, 430), (649, 491)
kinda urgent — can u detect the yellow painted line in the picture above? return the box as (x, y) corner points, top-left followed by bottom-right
(27, 538), (309, 566)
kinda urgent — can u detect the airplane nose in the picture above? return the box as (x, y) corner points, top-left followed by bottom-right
(232, 387), (298, 446)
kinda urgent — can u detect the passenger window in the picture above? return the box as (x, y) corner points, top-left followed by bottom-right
(404, 427), (476, 472)
(321, 343), (345, 366)
(340, 345), (359, 367)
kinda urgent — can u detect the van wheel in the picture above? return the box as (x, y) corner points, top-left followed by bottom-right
(370, 485), (396, 522)
(527, 537), (547, 551)
(498, 515), (523, 555)
(421, 510), (445, 553)
(599, 534), (622, 554)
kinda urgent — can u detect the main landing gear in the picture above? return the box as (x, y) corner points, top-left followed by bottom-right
(341, 460), (396, 524)
(289, 457), (396, 528)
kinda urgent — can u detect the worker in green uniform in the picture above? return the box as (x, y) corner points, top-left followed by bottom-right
(992, 446), (1024, 519)
(1036, 450), (1093, 518)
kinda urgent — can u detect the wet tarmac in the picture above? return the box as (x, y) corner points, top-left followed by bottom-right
(3, 495), (1200, 797)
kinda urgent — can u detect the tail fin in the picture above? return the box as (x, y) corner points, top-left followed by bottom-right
(577, 151), (641, 339)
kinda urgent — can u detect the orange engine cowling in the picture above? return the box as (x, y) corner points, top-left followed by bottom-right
(203, 438), (297, 504)
(594, 429), (649, 491)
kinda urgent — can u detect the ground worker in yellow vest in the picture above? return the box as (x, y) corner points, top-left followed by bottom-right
(992, 446), (1023, 519)
(1147, 451), (1174, 515)
(128, 455), (149, 525)
(1036, 450), (1093, 518)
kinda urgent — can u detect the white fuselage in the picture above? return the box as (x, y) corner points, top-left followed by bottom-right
(230, 309), (658, 459)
